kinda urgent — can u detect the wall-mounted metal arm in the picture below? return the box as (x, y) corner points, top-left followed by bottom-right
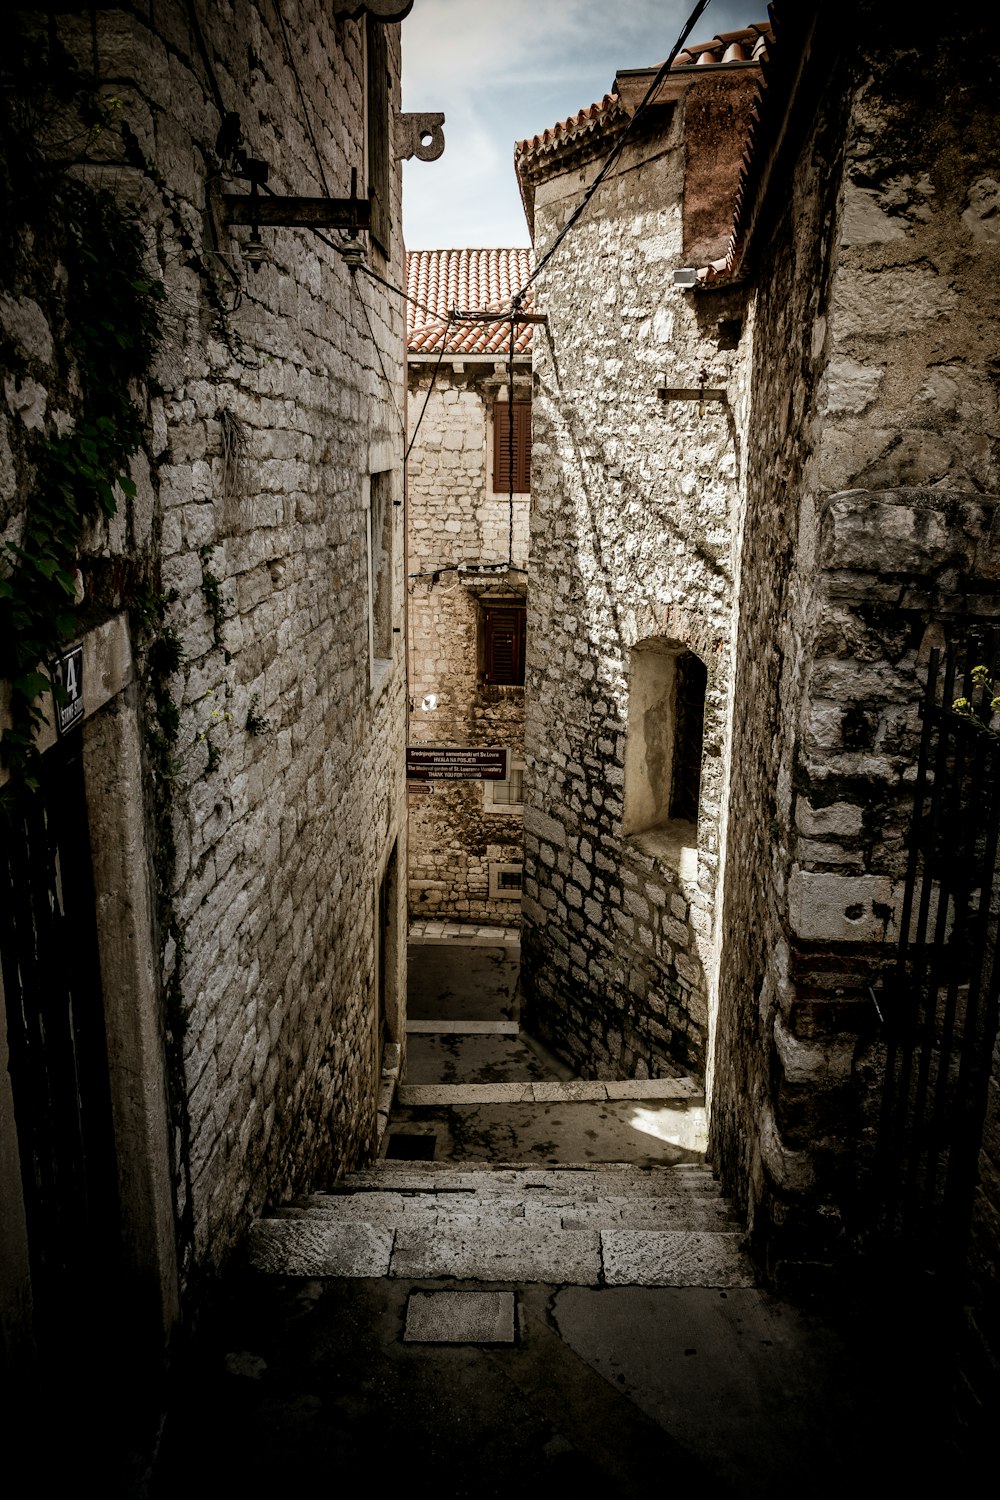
(222, 194), (372, 229)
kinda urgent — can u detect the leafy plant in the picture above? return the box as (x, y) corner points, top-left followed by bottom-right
(0, 177), (163, 792)
(953, 663), (1000, 735)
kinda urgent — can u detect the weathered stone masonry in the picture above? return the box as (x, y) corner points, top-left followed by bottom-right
(710, 9), (1000, 1286)
(1, 0), (410, 1360)
(517, 60), (762, 1080)
(406, 249), (531, 923)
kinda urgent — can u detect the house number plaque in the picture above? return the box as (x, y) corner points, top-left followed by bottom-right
(52, 645), (84, 735)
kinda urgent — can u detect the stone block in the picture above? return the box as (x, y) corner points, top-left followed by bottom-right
(403, 1291), (516, 1344)
(390, 1226), (601, 1283)
(601, 1230), (752, 1287)
(246, 1220), (393, 1276)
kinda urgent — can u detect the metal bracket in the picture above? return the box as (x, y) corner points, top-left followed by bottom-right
(656, 386), (727, 403)
(221, 165), (371, 232)
(394, 112), (446, 163)
(222, 193), (372, 230)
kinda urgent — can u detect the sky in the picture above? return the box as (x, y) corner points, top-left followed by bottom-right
(402, 0), (759, 248)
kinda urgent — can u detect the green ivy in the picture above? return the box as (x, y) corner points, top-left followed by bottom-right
(0, 177), (163, 791)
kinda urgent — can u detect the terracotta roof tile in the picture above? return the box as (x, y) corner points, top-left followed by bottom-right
(514, 24), (772, 169)
(406, 248), (534, 356)
(514, 92), (625, 165)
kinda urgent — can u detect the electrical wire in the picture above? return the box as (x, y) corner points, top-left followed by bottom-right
(351, 258), (451, 327)
(351, 268), (405, 438)
(511, 0), (712, 305)
(272, 0), (332, 197)
(183, 0), (228, 123)
(404, 319), (452, 462)
(506, 311), (515, 564)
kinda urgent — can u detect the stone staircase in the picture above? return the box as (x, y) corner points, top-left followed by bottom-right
(245, 924), (753, 1291)
(246, 1159), (753, 1287)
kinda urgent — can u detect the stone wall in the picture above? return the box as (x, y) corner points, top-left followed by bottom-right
(1, 0), (409, 1344)
(712, 13), (1000, 1278)
(521, 84), (749, 1079)
(407, 360), (529, 921)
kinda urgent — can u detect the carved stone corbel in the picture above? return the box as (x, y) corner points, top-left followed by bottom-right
(333, 2), (415, 20)
(394, 111), (445, 162)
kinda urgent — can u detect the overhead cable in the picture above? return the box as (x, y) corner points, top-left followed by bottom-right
(405, 318), (452, 462)
(512, 0), (712, 304)
(272, 0), (333, 197)
(351, 268), (406, 438)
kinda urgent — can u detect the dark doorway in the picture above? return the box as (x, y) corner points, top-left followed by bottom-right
(377, 840), (400, 1063)
(0, 737), (122, 1360)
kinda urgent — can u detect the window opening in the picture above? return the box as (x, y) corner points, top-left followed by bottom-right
(492, 400), (531, 493)
(366, 17), (390, 255)
(489, 862), (523, 899)
(480, 600), (525, 686)
(484, 760), (524, 812)
(623, 641), (706, 839)
(368, 470), (393, 670)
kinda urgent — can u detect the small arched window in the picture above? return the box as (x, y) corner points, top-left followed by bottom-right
(623, 641), (706, 838)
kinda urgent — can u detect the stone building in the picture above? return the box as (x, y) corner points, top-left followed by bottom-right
(517, 0), (1000, 1397)
(405, 248), (533, 922)
(515, 27), (769, 1084)
(0, 0), (424, 1378)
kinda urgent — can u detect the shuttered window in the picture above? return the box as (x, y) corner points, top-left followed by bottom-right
(492, 401), (531, 493)
(366, 18), (390, 255)
(481, 601), (526, 686)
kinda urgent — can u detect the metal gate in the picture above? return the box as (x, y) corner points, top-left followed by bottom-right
(875, 639), (1000, 1274)
(0, 737), (122, 1355)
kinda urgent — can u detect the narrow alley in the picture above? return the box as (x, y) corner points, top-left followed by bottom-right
(2, 3), (999, 1491)
(151, 926), (960, 1497)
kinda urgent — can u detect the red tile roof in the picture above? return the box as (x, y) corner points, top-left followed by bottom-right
(515, 24), (772, 173)
(672, 24), (771, 67)
(514, 92), (625, 168)
(406, 248), (535, 356)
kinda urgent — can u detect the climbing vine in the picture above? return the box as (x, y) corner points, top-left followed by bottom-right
(0, 174), (163, 793)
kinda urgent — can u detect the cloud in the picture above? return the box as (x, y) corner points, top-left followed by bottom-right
(402, 0), (764, 246)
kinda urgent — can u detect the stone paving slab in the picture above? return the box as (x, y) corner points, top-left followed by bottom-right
(529, 1080), (609, 1101)
(403, 1290), (516, 1344)
(395, 1080), (707, 1106)
(406, 1020), (520, 1035)
(523, 1198), (739, 1231)
(398, 1082), (534, 1105)
(605, 1078), (702, 1100)
(246, 1220), (393, 1277)
(344, 1165), (722, 1194)
(404, 1033), (559, 1086)
(390, 1226), (602, 1283)
(296, 1199), (532, 1229)
(290, 1192), (733, 1233)
(408, 921), (520, 946)
(601, 1230), (753, 1288)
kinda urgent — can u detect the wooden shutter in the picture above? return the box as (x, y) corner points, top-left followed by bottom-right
(482, 603), (525, 685)
(367, 18), (390, 254)
(492, 401), (531, 493)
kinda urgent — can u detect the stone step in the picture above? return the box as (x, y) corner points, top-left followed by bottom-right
(395, 1078), (703, 1106)
(246, 1217), (753, 1287)
(276, 1190), (738, 1231)
(338, 1164), (724, 1195)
